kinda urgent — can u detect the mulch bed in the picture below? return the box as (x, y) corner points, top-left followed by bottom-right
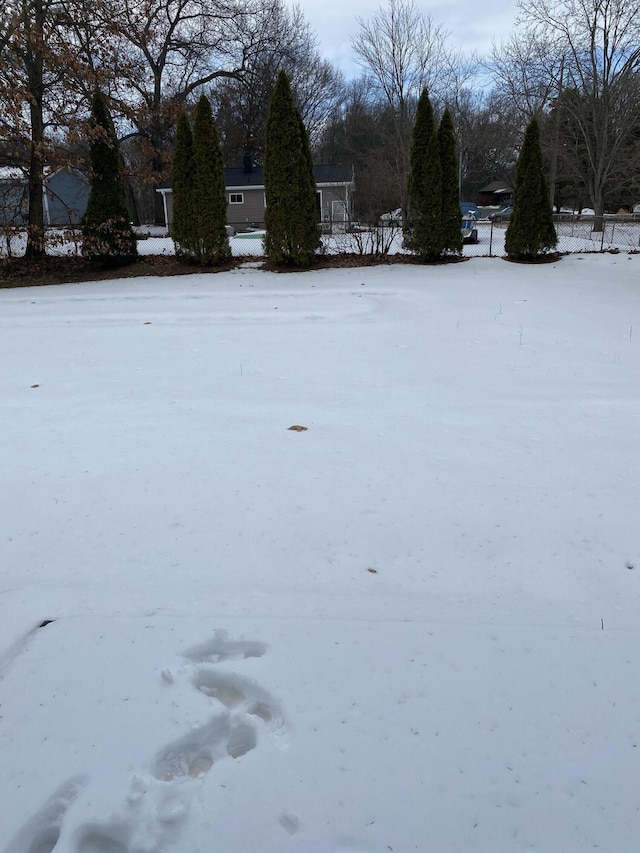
(0, 255), (236, 289)
(0, 252), (471, 289)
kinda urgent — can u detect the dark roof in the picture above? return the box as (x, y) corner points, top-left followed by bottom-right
(224, 166), (265, 187)
(313, 163), (354, 184)
(479, 181), (513, 194)
(224, 163), (354, 188)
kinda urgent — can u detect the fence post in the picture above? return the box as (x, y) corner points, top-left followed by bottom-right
(489, 221), (494, 257)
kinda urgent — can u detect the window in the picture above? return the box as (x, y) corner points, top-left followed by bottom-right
(229, 193), (244, 204)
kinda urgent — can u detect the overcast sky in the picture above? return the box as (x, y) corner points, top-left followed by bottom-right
(295, 0), (520, 77)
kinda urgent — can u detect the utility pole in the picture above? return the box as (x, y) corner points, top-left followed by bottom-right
(548, 56), (565, 212)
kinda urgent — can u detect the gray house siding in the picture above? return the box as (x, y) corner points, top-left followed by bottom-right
(226, 187), (265, 227)
(317, 185), (351, 230)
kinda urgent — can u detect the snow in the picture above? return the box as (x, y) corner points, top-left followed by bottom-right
(1, 254), (640, 852)
(4, 216), (640, 260)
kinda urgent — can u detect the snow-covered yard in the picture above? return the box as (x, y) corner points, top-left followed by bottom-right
(1, 254), (639, 852)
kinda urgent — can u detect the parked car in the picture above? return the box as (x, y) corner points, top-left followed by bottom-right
(379, 208), (403, 226)
(461, 215), (478, 244)
(460, 201), (480, 219)
(488, 205), (513, 221)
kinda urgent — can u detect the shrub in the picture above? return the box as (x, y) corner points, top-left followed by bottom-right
(438, 107), (462, 256)
(505, 116), (557, 260)
(405, 88), (443, 262)
(189, 94), (231, 266)
(171, 110), (197, 261)
(263, 71), (320, 266)
(82, 89), (138, 267)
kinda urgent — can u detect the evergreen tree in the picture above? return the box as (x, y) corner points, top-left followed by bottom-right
(82, 89), (138, 267)
(171, 110), (197, 261)
(190, 94), (230, 266)
(505, 116), (557, 260)
(264, 70), (320, 266)
(405, 89), (443, 261)
(438, 107), (463, 255)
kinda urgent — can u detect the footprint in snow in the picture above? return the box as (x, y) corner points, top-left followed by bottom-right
(153, 632), (286, 783)
(152, 713), (258, 781)
(75, 826), (128, 853)
(181, 629), (267, 664)
(194, 668), (287, 735)
(8, 632), (282, 852)
(4, 776), (86, 853)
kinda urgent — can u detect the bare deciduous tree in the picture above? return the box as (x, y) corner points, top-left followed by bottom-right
(515, 0), (640, 226)
(211, 5), (344, 166)
(352, 0), (449, 118)
(316, 77), (400, 224)
(488, 31), (561, 122)
(1, 0), (81, 255)
(351, 0), (456, 212)
(104, 0), (298, 221)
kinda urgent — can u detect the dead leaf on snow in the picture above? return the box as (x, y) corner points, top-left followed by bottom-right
(288, 425), (308, 431)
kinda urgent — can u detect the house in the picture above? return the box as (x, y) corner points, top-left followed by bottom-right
(478, 181), (513, 206)
(0, 167), (89, 225)
(156, 163), (355, 233)
(0, 167), (28, 224)
(44, 168), (89, 225)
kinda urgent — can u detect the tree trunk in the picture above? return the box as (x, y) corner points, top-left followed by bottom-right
(152, 148), (166, 226)
(592, 194), (605, 233)
(24, 0), (46, 259)
(25, 95), (46, 258)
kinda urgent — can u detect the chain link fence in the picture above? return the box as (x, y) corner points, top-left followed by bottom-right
(470, 216), (640, 257)
(2, 216), (639, 261)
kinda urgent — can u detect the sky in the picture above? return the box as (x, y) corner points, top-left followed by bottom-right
(295, 0), (520, 77)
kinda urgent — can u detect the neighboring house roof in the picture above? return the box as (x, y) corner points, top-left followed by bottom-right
(0, 166), (25, 181)
(479, 181), (513, 194)
(223, 163), (355, 189)
(224, 166), (265, 188)
(312, 163), (355, 185)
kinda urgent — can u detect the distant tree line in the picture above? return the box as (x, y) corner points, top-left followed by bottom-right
(1, 0), (639, 259)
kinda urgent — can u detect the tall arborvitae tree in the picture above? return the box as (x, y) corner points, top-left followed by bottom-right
(505, 116), (557, 260)
(264, 70), (320, 266)
(190, 94), (230, 266)
(82, 89), (138, 267)
(405, 88), (443, 261)
(171, 110), (197, 261)
(438, 107), (462, 255)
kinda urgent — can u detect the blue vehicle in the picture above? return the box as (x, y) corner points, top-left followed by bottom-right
(488, 205), (513, 221)
(460, 201), (480, 219)
(461, 215), (479, 244)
